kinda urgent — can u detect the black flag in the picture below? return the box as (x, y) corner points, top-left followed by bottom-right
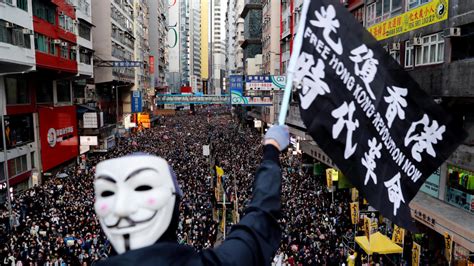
(294, 0), (466, 230)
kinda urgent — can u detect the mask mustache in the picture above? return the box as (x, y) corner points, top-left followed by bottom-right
(105, 211), (158, 229)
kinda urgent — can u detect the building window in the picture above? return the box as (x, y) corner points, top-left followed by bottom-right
(414, 32), (444, 66)
(60, 45), (68, 58)
(446, 165), (474, 214)
(32, 0), (56, 24)
(78, 22), (91, 40)
(36, 80), (53, 103)
(80, 49), (92, 64)
(56, 80), (71, 102)
(7, 155), (28, 178)
(389, 49), (400, 64)
(367, 0), (401, 26)
(405, 40), (413, 67)
(17, 0), (28, 11)
(0, 21), (31, 49)
(5, 77), (29, 105)
(70, 47), (76, 61)
(408, 0), (430, 10)
(4, 115), (34, 149)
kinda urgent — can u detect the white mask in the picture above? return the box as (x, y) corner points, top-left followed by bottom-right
(94, 155), (177, 254)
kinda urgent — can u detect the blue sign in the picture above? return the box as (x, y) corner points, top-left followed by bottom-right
(229, 75), (244, 93)
(113, 61), (142, 67)
(131, 91), (142, 113)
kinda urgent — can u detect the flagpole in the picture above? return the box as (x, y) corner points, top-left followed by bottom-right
(278, 0), (311, 125)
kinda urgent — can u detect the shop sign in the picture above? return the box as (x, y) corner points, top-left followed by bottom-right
(83, 113), (98, 128)
(392, 224), (405, 245)
(412, 242), (421, 266)
(420, 167), (440, 198)
(245, 75), (286, 91)
(454, 243), (470, 261)
(39, 106), (79, 172)
(350, 202), (359, 225)
(80, 136), (98, 146)
(368, 0), (449, 41)
(445, 233), (453, 265)
(132, 91), (142, 113)
(413, 209), (436, 227)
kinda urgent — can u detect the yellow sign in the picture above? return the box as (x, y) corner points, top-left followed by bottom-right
(412, 242), (421, 266)
(350, 202), (359, 225)
(364, 217), (371, 240)
(370, 218), (378, 235)
(392, 225), (405, 245)
(445, 232), (453, 264)
(331, 169), (339, 181)
(368, 0), (449, 41)
(326, 168), (334, 188)
(351, 188), (359, 202)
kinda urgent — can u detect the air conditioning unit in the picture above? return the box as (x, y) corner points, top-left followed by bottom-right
(61, 42), (68, 47)
(53, 39), (62, 44)
(22, 28), (34, 35)
(341, 0), (349, 6)
(390, 42), (400, 51)
(5, 22), (14, 28)
(443, 27), (461, 37)
(70, 45), (77, 50)
(412, 37), (422, 46)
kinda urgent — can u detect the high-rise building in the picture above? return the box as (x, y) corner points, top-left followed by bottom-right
(225, 0), (236, 75)
(179, 0), (190, 89)
(148, 0), (168, 93)
(261, 0), (279, 75)
(133, 0), (151, 111)
(200, 0), (209, 93)
(240, 0), (262, 74)
(167, 0), (181, 93)
(210, 0), (227, 95)
(190, 0), (202, 92)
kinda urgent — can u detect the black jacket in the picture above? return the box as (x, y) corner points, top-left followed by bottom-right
(97, 145), (282, 266)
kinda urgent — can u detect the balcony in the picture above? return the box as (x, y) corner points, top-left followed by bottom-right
(241, 0), (262, 18)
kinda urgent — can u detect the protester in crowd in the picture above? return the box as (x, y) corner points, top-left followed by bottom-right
(1, 108), (359, 265)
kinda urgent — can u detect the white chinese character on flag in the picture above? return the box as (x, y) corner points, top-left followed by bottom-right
(384, 173), (405, 216)
(349, 44), (379, 100)
(331, 101), (359, 159)
(384, 86), (408, 128)
(361, 137), (382, 185)
(404, 114), (446, 162)
(310, 5), (343, 55)
(295, 52), (331, 110)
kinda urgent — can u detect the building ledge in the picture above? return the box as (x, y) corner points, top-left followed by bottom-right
(241, 1), (262, 18)
(410, 192), (474, 251)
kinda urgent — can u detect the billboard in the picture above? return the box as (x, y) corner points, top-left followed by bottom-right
(368, 0), (448, 41)
(38, 106), (79, 172)
(245, 75), (286, 91)
(131, 91), (142, 113)
(168, 0), (180, 73)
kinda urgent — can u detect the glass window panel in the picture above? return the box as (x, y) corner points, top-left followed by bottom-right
(376, 1), (382, 17)
(415, 46), (422, 65)
(21, 155), (27, 172)
(422, 46), (429, 64)
(438, 42), (444, 62)
(36, 80), (53, 103)
(57, 80), (71, 102)
(430, 44), (436, 63)
(5, 77), (29, 105)
(383, 0), (391, 14)
(391, 0), (401, 10)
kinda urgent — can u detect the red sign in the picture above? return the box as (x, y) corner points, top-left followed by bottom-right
(149, 56), (155, 74)
(38, 106), (79, 172)
(180, 86), (192, 93)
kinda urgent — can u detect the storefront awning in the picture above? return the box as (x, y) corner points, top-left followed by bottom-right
(355, 232), (403, 255)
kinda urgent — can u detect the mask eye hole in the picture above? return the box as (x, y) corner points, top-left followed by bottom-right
(135, 185), (152, 192)
(101, 191), (114, 197)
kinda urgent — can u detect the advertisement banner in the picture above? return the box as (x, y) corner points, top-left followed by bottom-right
(230, 92), (273, 106)
(245, 75), (286, 91)
(350, 202), (359, 225)
(80, 136), (98, 146)
(368, 0), (449, 41)
(295, 0), (466, 230)
(39, 106), (79, 172)
(229, 75), (244, 92)
(149, 55), (155, 74)
(412, 242), (421, 266)
(326, 168), (334, 188)
(420, 167), (440, 198)
(392, 224), (405, 245)
(445, 232), (453, 265)
(132, 91), (142, 113)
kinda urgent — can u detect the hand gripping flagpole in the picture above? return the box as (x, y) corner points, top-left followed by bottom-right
(278, 0), (311, 126)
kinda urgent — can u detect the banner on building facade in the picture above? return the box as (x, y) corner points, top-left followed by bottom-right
(392, 224), (405, 245)
(295, 0), (466, 230)
(412, 242), (421, 266)
(350, 202), (359, 225)
(368, 0), (449, 41)
(38, 106), (79, 172)
(132, 91), (143, 113)
(445, 232), (453, 264)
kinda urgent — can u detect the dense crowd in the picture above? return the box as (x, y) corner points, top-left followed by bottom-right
(1, 107), (355, 265)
